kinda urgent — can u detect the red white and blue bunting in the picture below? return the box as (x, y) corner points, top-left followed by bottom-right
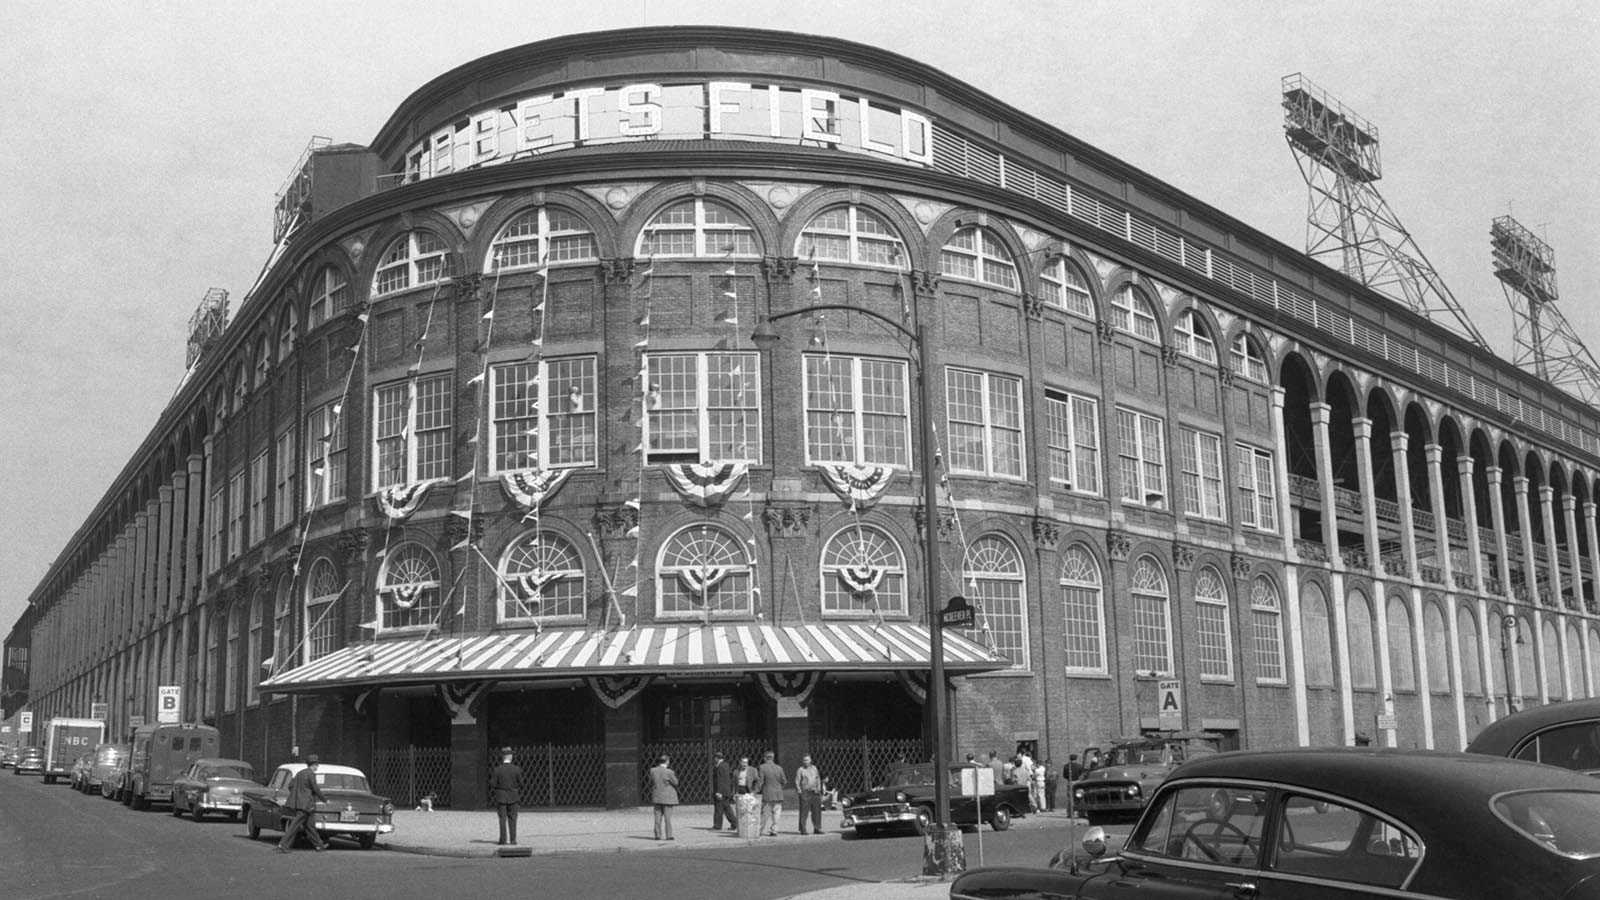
(756, 670), (820, 707)
(817, 463), (894, 508)
(676, 564), (729, 598)
(499, 467), (572, 515)
(662, 460), (749, 508)
(375, 480), (435, 520)
(588, 673), (652, 709)
(837, 564), (885, 596)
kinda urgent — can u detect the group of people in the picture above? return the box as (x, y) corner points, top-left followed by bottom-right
(645, 749), (829, 840)
(962, 746), (1096, 814)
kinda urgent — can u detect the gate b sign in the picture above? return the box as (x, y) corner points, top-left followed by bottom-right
(157, 686), (181, 724)
(1157, 680), (1183, 729)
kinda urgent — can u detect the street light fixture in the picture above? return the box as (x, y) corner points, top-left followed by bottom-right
(752, 304), (959, 869)
(1500, 614), (1524, 715)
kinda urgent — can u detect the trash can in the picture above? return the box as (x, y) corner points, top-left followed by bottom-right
(736, 793), (761, 839)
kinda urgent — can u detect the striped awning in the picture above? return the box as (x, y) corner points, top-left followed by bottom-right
(260, 622), (1007, 694)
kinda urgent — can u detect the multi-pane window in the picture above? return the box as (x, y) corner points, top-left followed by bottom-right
(223, 605), (240, 713)
(1045, 391), (1099, 493)
(249, 451), (269, 545)
(637, 198), (759, 258)
(1109, 286), (1159, 341)
(1130, 555), (1173, 675)
(247, 592), (265, 705)
(1178, 428), (1225, 520)
(378, 543), (443, 631)
(796, 205), (902, 268)
(486, 207), (598, 271)
(1173, 309), (1217, 362)
(1251, 576), (1286, 682)
(939, 226), (1017, 290)
(1236, 443), (1278, 532)
(499, 531), (586, 622)
(254, 336), (271, 388)
(373, 374), (452, 488)
(304, 558), (341, 662)
(205, 611), (220, 717)
(232, 365), (247, 412)
(657, 524), (753, 617)
(1116, 408), (1166, 507)
(644, 353), (760, 464)
(820, 526), (906, 615)
(226, 472), (245, 561)
(277, 306), (297, 362)
(965, 535), (1027, 668)
(1039, 256), (1093, 317)
(207, 489), (224, 574)
(307, 266), (349, 328)
(274, 431), (295, 531)
(373, 231), (449, 297)
(272, 579), (293, 674)
(804, 355), (910, 467)
(945, 368), (1024, 477)
(490, 357), (597, 472)
(1231, 332), (1268, 382)
(1060, 545), (1106, 673)
(306, 401), (347, 507)
(1195, 566), (1232, 681)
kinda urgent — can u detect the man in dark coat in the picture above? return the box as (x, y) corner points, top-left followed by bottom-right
(277, 755), (329, 853)
(488, 747), (522, 845)
(710, 751), (735, 830)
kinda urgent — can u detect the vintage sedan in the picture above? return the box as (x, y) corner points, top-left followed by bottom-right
(14, 746), (45, 776)
(1071, 731), (1219, 825)
(841, 763), (1029, 835)
(171, 758), (257, 822)
(242, 763), (395, 849)
(1467, 697), (1600, 775)
(0, 745), (16, 768)
(87, 744), (127, 797)
(951, 748), (1600, 900)
(101, 751), (130, 800)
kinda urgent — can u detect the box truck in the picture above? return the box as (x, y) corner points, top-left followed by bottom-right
(43, 717), (106, 784)
(124, 721), (219, 810)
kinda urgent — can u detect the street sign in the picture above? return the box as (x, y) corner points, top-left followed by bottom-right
(90, 702), (108, 721)
(940, 595), (975, 629)
(1157, 680), (1183, 728)
(19, 711), (32, 733)
(959, 765), (995, 797)
(157, 686), (181, 724)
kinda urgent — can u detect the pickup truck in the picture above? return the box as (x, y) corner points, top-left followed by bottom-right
(841, 763), (1030, 834)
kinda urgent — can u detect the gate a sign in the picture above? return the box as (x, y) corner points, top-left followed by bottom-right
(1157, 680), (1183, 729)
(157, 686), (181, 724)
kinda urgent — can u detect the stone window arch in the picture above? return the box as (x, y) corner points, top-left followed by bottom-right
(939, 225), (1017, 290)
(1060, 545), (1105, 673)
(819, 524), (906, 616)
(373, 230), (449, 297)
(637, 198), (759, 258)
(1251, 576), (1285, 683)
(796, 204), (904, 269)
(378, 542), (443, 631)
(965, 534), (1027, 668)
(656, 523), (753, 618)
(1194, 565), (1231, 680)
(499, 530), (587, 623)
(486, 206), (598, 272)
(1129, 554), (1172, 675)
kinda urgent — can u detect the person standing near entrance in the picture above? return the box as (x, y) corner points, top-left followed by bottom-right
(276, 755), (328, 853)
(649, 754), (679, 840)
(710, 751), (735, 831)
(755, 751), (786, 836)
(794, 754), (823, 835)
(489, 747), (522, 845)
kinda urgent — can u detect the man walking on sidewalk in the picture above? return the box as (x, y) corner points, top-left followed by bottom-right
(755, 751), (786, 836)
(794, 754), (823, 835)
(277, 755), (329, 853)
(710, 751), (735, 830)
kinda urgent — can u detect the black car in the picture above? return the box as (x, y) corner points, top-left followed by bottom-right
(950, 748), (1600, 900)
(841, 763), (1029, 835)
(1466, 697), (1600, 775)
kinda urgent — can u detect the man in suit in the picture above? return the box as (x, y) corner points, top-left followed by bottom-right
(276, 754), (329, 853)
(755, 750), (786, 836)
(488, 747), (522, 845)
(710, 751), (735, 830)
(648, 754), (679, 840)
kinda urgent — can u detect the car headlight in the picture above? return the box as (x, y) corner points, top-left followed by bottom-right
(895, 792), (909, 803)
(1073, 788), (1085, 800)
(1126, 785), (1141, 797)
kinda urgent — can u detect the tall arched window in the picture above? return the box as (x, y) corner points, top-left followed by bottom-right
(1194, 565), (1231, 681)
(820, 525), (906, 615)
(1251, 576), (1285, 683)
(1566, 623), (1583, 699)
(1301, 583), (1335, 688)
(247, 591), (266, 705)
(637, 198), (759, 258)
(965, 535), (1027, 667)
(206, 609), (221, 717)
(1544, 619), (1564, 698)
(499, 530), (587, 623)
(1457, 604), (1482, 694)
(253, 335), (272, 388)
(1589, 625), (1600, 697)
(1109, 285), (1159, 341)
(1173, 309), (1217, 363)
(1129, 555), (1172, 675)
(223, 603), (241, 713)
(1387, 596), (1416, 692)
(657, 524), (752, 617)
(1040, 256), (1093, 317)
(273, 576), (293, 673)
(1230, 333), (1268, 382)
(277, 306), (298, 362)
(487, 207), (598, 272)
(796, 204), (902, 268)
(304, 558), (341, 662)
(373, 230), (449, 297)
(1060, 545), (1105, 673)
(308, 266), (349, 327)
(1347, 591), (1378, 689)
(939, 226), (1017, 290)
(1424, 601), (1450, 695)
(378, 543), (442, 631)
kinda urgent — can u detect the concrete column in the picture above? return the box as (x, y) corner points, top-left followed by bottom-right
(185, 454), (206, 608)
(1514, 478), (1539, 606)
(1390, 432), (1419, 578)
(1426, 445), (1452, 587)
(1352, 420), (1381, 572)
(1541, 486), (1564, 629)
(1458, 456), (1484, 591)
(1586, 501), (1600, 696)
(1310, 404), (1340, 560)
(169, 469), (188, 616)
(1270, 387), (1296, 557)
(156, 484), (174, 630)
(132, 514), (149, 639)
(1486, 468), (1513, 599)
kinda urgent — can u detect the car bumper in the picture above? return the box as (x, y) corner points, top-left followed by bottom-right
(841, 807), (919, 828)
(313, 820), (395, 835)
(200, 800), (244, 813)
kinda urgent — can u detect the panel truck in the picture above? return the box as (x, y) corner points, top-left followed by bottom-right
(43, 717), (106, 785)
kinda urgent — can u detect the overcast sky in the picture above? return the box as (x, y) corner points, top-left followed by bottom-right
(3, 0), (1596, 636)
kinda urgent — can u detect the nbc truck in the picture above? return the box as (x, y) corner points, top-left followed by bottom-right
(43, 717), (106, 785)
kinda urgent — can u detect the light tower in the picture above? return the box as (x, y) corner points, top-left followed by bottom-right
(1282, 73), (1488, 349)
(1492, 214), (1600, 403)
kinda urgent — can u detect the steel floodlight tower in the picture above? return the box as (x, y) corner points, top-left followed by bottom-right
(1282, 73), (1488, 349)
(1492, 214), (1600, 404)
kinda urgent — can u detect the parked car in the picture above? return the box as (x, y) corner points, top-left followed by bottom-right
(87, 744), (128, 797)
(242, 763), (395, 849)
(0, 745), (18, 768)
(951, 748), (1600, 900)
(1070, 731), (1220, 824)
(1466, 697), (1600, 775)
(13, 746), (45, 776)
(101, 752), (130, 801)
(840, 762), (1029, 835)
(171, 758), (258, 822)
(123, 722), (220, 810)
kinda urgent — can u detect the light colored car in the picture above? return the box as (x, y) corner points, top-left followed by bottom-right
(87, 744), (127, 796)
(241, 763), (395, 849)
(171, 758), (257, 822)
(13, 746), (45, 776)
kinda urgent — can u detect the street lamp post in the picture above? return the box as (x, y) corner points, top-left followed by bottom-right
(1500, 614), (1522, 716)
(752, 305), (960, 874)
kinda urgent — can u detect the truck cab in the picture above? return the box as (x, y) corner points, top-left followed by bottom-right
(124, 722), (220, 810)
(43, 718), (106, 785)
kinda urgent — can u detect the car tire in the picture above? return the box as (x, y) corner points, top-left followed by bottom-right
(43, 775), (54, 785)
(911, 806), (934, 835)
(359, 834), (376, 850)
(132, 792), (149, 811)
(245, 811), (260, 840)
(990, 807), (1013, 831)
(191, 803), (206, 823)
(171, 800), (183, 817)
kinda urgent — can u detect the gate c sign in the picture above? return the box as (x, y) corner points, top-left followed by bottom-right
(157, 686), (181, 724)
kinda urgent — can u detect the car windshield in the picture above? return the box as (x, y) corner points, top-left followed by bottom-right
(317, 772), (370, 791)
(1493, 790), (1600, 858)
(207, 765), (254, 780)
(1108, 745), (1168, 766)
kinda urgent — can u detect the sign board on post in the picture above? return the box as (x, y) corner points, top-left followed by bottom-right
(157, 686), (181, 724)
(940, 595), (975, 630)
(959, 765), (995, 797)
(1157, 680), (1183, 729)
(19, 711), (32, 733)
(90, 702), (108, 721)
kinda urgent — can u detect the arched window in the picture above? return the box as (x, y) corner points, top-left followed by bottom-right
(965, 535), (1027, 667)
(1109, 285), (1159, 341)
(223, 602), (241, 713)
(272, 576), (293, 673)
(254, 335), (272, 388)
(499, 531), (586, 622)
(308, 266), (349, 327)
(247, 590), (266, 706)
(939, 226), (1017, 290)
(304, 558), (341, 662)
(373, 230), (449, 297)
(1424, 601), (1450, 695)
(1060, 545), (1105, 673)
(378, 542), (442, 630)
(1129, 555), (1172, 675)
(1457, 605), (1482, 694)
(657, 524), (753, 617)
(1301, 583), (1335, 688)
(487, 207), (598, 272)
(1230, 333), (1268, 382)
(1194, 565), (1231, 680)
(277, 306), (298, 362)
(1347, 591), (1378, 689)
(796, 204), (902, 268)
(1544, 619), (1564, 698)
(1387, 596), (1416, 692)
(1566, 623), (1583, 699)
(1590, 626), (1600, 698)
(232, 364), (247, 412)
(819, 525), (906, 616)
(1173, 309), (1216, 363)
(1251, 576), (1285, 683)
(637, 198), (759, 258)
(1039, 256), (1093, 317)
